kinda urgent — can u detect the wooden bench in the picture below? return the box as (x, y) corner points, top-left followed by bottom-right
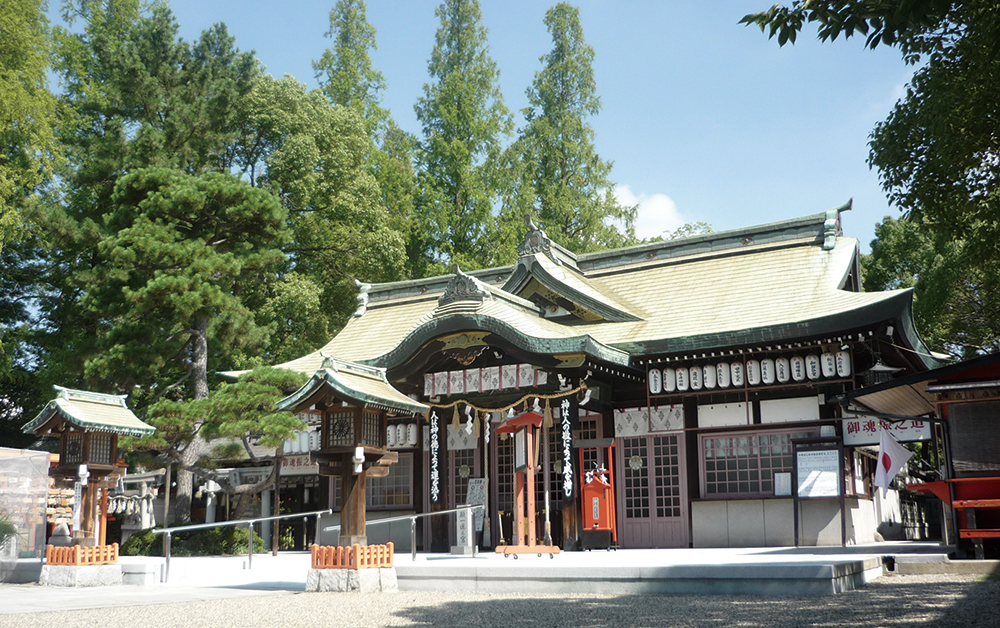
(952, 499), (1000, 559)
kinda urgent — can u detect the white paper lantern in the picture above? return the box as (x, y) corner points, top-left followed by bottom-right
(717, 363), (731, 388)
(821, 352), (837, 378)
(648, 369), (662, 395)
(791, 356), (806, 382)
(746, 359), (761, 386)
(395, 424), (406, 446)
(690, 365), (703, 390)
(407, 423), (419, 446)
(386, 425), (397, 448)
(775, 357), (790, 383)
(730, 362), (745, 387)
(663, 368), (677, 393)
(836, 350), (852, 377)
(806, 354), (822, 380)
(703, 364), (717, 389)
(761, 358), (775, 385)
(676, 367), (689, 391)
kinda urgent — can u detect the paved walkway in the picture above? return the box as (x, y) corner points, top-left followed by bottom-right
(0, 542), (962, 615)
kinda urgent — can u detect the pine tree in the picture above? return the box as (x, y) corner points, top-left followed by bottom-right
(507, 3), (635, 253)
(414, 0), (513, 271)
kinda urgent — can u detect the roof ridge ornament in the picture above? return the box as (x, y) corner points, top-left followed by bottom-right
(518, 214), (561, 266)
(823, 198), (851, 251)
(353, 280), (370, 317)
(439, 264), (491, 307)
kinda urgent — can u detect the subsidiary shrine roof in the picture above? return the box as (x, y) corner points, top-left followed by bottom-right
(277, 354), (428, 415)
(22, 386), (155, 437)
(239, 202), (938, 382)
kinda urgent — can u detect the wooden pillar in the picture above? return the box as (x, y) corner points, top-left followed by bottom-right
(514, 473), (525, 545)
(526, 428), (536, 547)
(99, 488), (108, 546)
(340, 464), (368, 547)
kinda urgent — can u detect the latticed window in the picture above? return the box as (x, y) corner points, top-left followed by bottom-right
(452, 448), (476, 506)
(325, 411), (354, 448)
(362, 411), (382, 448)
(622, 437), (649, 519)
(64, 435), (84, 464)
(496, 436), (513, 515)
(653, 435), (681, 518)
(701, 429), (818, 498)
(89, 435), (114, 465)
(367, 453), (413, 509)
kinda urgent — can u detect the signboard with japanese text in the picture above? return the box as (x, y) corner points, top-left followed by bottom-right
(796, 449), (840, 498)
(279, 454), (319, 476)
(842, 417), (931, 446)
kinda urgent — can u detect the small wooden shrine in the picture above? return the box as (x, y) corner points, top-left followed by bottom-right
(277, 355), (427, 547)
(22, 387), (154, 552)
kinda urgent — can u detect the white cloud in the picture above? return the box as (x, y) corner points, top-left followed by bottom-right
(615, 185), (685, 240)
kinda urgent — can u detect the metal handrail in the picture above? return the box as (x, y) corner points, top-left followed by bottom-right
(151, 508), (331, 582)
(323, 505), (484, 561)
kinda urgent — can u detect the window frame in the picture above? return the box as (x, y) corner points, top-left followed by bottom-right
(699, 427), (820, 499)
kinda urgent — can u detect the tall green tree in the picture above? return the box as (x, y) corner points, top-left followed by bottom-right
(312, 1), (418, 279)
(37, 0), (273, 521)
(506, 3), (635, 253)
(414, 0), (513, 271)
(742, 2), (1000, 264)
(228, 74), (408, 337)
(863, 215), (1000, 358)
(0, 0), (59, 252)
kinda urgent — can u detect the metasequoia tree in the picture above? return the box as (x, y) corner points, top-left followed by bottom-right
(414, 0), (513, 271)
(507, 3), (635, 253)
(313, 0), (419, 278)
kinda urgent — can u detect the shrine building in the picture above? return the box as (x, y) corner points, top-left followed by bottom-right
(255, 202), (942, 551)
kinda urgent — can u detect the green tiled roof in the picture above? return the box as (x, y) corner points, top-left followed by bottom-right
(22, 386), (155, 437)
(277, 355), (428, 415)
(268, 206), (935, 374)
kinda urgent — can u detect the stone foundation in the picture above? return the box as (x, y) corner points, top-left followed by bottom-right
(39, 564), (122, 587)
(305, 567), (397, 592)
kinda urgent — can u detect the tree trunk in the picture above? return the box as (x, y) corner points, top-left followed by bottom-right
(174, 315), (211, 523)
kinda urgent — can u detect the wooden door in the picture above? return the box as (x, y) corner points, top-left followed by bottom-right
(615, 433), (688, 548)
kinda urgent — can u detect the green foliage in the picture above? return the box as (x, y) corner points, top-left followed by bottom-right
(83, 167), (289, 393)
(0, 0), (59, 252)
(0, 515), (17, 551)
(313, 0), (388, 132)
(868, 8), (1000, 266)
(506, 3), (636, 254)
(120, 525), (265, 557)
(739, 1), (966, 53)
(200, 367), (307, 451)
(746, 1), (1000, 358)
(414, 0), (514, 270)
(862, 215), (1000, 358)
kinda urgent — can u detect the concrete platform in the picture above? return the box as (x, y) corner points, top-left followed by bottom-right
(0, 542), (956, 614)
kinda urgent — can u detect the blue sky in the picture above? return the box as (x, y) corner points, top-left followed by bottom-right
(87, 1), (916, 251)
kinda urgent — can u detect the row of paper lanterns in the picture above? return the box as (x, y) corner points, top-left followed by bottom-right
(387, 422), (420, 448)
(648, 351), (851, 395)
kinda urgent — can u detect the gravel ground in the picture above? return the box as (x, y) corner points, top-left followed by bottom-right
(1, 573), (998, 628)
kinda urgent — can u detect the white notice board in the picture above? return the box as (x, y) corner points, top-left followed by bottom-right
(796, 449), (840, 498)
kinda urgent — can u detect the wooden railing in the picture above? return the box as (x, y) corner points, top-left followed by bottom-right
(46, 543), (119, 566)
(311, 542), (394, 569)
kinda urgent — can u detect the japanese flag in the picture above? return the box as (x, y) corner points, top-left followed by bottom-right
(874, 427), (914, 498)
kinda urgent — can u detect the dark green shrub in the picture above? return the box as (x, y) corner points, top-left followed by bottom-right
(120, 525), (265, 556)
